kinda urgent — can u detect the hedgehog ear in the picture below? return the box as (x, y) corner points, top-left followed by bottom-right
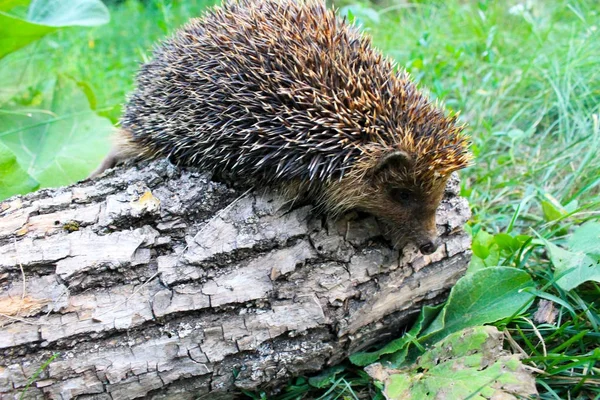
(372, 151), (413, 177)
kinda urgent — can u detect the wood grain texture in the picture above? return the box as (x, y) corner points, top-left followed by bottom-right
(0, 160), (471, 399)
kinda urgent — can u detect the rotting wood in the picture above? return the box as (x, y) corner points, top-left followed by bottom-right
(0, 160), (471, 399)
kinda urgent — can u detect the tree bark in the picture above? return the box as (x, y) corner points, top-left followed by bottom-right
(0, 160), (471, 399)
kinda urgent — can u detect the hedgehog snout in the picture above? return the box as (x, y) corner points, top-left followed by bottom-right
(418, 238), (440, 255)
(414, 214), (440, 255)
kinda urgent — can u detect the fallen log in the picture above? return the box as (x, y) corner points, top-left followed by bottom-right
(0, 160), (471, 399)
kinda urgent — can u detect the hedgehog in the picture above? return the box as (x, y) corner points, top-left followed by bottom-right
(92, 0), (472, 255)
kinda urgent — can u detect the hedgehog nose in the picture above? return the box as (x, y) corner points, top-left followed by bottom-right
(419, 240), (438, 255)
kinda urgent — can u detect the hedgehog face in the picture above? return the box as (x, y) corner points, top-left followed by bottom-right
(327, 150), (448, 255)
(369, 178), (447, 255)
(369, 151), (449, 254)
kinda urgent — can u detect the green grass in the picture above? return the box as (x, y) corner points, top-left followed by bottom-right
(39, 0), (600, 398)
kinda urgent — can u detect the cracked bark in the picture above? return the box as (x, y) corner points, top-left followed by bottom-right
(0, 160), (472, 399)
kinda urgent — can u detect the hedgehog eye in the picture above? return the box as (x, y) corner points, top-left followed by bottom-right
(389, 188), (413, 204)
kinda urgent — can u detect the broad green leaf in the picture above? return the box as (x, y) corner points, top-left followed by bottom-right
(0, 11), (55, 58)
(471, 229), (493, 259)
(564, 199), (579, 213)
(349, 304), (443, 367)
(541, 193), (566, 222)
(471, 240), (489, 260)
(420, 267), (535, 345)
(0, 75), (112, 189)
(466, 241), (500, 275)
(369, 326), (537, 400)
(0, 141), (38, 199)
(544, 237), (600, 291)
(545, 240), (585, 274)
(494, 233), (521, 253)
(0, 0), (109, 58)
(27, 0), (109, 27)
(0, 42), (53, 104)
(568, 222), (600, 257)
(467, 253), (487, 273)
(468, 229), (502, 273)
(0, 0), (29, 12)
(468, 231), (501, 273)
